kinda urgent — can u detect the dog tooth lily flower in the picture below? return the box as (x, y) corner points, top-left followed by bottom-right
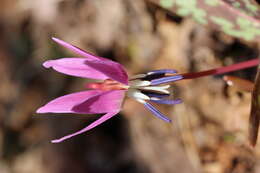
(37, 38), (183, 143)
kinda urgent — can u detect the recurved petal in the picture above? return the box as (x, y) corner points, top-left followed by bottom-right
(36, 90), (125, 114)
(36, 90), (103, 113)
(52, 37), (100, 60)
(51, 111), (119, 143)
(51, 38), (128, 84)
(43, 58), (110, 80)
(84, 59), (128, 85)
(72, 90), (126, 114)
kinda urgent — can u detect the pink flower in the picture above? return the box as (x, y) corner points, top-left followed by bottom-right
(37, 38), (183, 143)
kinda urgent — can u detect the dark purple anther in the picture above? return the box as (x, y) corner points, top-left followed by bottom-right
(150, 98), (182, 105)
(150, 75), (183, 85)
(145, 93), (170, 99)
(148, 69), (177, 75)
(144, 102), (172, 123)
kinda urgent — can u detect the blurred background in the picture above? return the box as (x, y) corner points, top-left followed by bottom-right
(0, 0), (260, 172)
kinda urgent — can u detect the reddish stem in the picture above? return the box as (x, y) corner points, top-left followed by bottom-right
(182, 58), (259, 79)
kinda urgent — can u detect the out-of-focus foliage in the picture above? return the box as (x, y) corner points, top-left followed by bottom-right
(149, 0), (260, 41)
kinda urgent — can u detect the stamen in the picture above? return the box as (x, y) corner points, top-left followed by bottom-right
(147, 69), (177, 75)
(150, 98), (182, 105)
(129, 80), (151, 87)
(135, 98), (146, 104)
(140, 85), (170, 94)
(145, 93), (170, 99)
(129, 74), (147, 80)
(150, 97), (160, 100)
(143, 73), (165, 81)
(143, 102), (172, 123)
(127, 89), (150, 100)
(150, 75), (183, 85)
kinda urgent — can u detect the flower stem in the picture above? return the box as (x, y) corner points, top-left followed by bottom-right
(181, 58), (259, 79)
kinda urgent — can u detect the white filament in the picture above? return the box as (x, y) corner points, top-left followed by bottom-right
(127, 89), (150, 100)
(139, 85), (170, 94)
(129, 80), (151, 87)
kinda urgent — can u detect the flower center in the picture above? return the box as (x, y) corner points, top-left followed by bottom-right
(86, 79), (129, 91)
(86, 69), (183, 103)
(86, 69), (183, 123)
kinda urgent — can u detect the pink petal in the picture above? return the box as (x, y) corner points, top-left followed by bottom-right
(84, 60), (128, 85)
(72, 90), (126, 114)
(51, 38), (128, 84)
(52, 37), (115, 62)
(37, 90), (103, 113)
(51, 111), (119, 143)
(36, 90), (125, 114)
(43, 58), (110, 80)
(52, 37), (99, 60)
